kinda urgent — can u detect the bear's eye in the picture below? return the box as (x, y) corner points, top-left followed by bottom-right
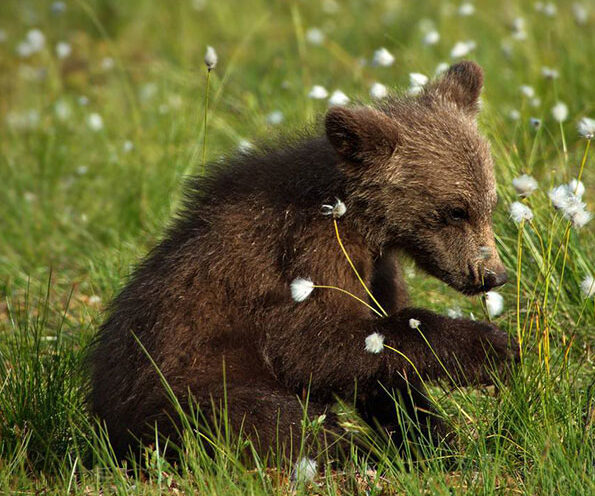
(448, 207), (469, 223)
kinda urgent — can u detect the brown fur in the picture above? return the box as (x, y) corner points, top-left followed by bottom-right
(89, 61), (518, 460)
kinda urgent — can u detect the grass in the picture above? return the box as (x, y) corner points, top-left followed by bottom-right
(0, 0), (593, 493)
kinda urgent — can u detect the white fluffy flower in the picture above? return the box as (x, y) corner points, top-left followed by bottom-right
(55, 41), (71, 59)
(458, 2), (475, 16)
(572, 3), (588, 25)
(308, 85), (328, 99)
(541, 66), (559, 79)
(54, 100), (71, 121)
(447, 307), (463, 319)
(450, 40), (475, 58)
(408, 318), (421, 329)
(530, 117), (541, 129)
(435, 62), (449, 76)
(204, 45), (217, 70)
(551, 102), (568, 123)
(408, 72), (428, 95)
(364, 333), (385, 354)
(290, 278), (314, 302)
(570, 209), (592, 228)
(370, 82), (388, 99)
(266, 110), (284, 125)
(485, 291), (504, 318)
(328, 90), (350, 106)
(549, 185), (571, 209)
(423, 30), (440, 45)
(293, 457), (317, 483)
(321, 198), (347, 218)
(568, 179), (585, 199)
(305, 27), (325, 45)
(87, 113), (103, 131)
(512, 174), (538, 197)
(580, 275), (595, 298)
(372, 47), (395, 67)
(510, 201), (534, 223)
(508, 109), (521, 121)
(27, 29), (45, 52)
(520, 85), (535, 98)
(577, 117), (595, 139)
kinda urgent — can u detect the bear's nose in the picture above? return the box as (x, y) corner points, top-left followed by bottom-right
(482, 267), (508, 290)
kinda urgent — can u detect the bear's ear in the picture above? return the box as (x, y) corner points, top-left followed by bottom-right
(425, 60), (483, 114)
(325, 106), (399, 165)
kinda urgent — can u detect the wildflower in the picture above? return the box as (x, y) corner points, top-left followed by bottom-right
(510, 201), (533, 223)
(570, 209), (592, 229)
(408, 72), (428, 95)
(572, 3), (588, 25)
(511, 17), (527, 40)
(568, 179), (585, 199)
(51, 1), (66, 14)
(580, 275), (595, 298)
(372, 47), (395, 67)
(485, 291), (504, 318)
(408, 318), (421, 329)
(88, 295), (102, 306)
(308, 85), (328, 99)
(542, 2), (557, 17)
(266, 110), (284, 125)
(237, 139), (253, 153)
(87, 113), (104, 131)
(450, 40), (475, 58)
(447, 307), (463, 318)
(541, 66), (559, 79)
(290, 278), (314, 302)
(204, 45), (217, 70)
(54, 100), (71, 121)
(508, 109), (521, 121)
(101, 57), (115, 71)
(78, 95), (89, 106)
(322, 0), (339, 14)
(435, 62), (449, 75)
(76, 165), (88, 175)
(123, 140), (134, 153)
(552, 102), (568, 122)
(577, 117), (595, 139)
(549, 185), (571, 209)
(27, 29), (45, 52)
(423, 30), (440, 45)
(293, 457), (317, 483)
(306, 27), (324, 45)
(529, 117), (541, 129)
(364, 333), (384, 354)
(512, 174), (538, 197)
(328, 90), (350, 106)
(370, 82), (388, 99)
(321, 198), (346, 218)
(520, 85), (535, 98)
(458, 2), (475, 16)
(55, 41), (71, 59)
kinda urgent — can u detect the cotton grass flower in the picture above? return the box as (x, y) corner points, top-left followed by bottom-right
(548, 184), (592, 229)
(568, 179), (585, 199)
(290, 278), (314, 302)
(450, 40), (476, 58)
(293, 457), (317, 483)
(423, 30), (440, 45)
(485, 291), (504, 318)
(305, 27), (325, 45)
(572, 3), (588, 25)
(370, 82), (388, 99)
(408, 72), (428, 95)
(308, 85), (328, 99)
(435, 62), (449, 76)
(510, 201), (533, 223)
(55, 41), (71, 59)
(530, 117), (541, 129)
(580, 275), (595, 298)
(458, 2), (475, 16)
(552, 102), (568, 122)
(508, 109), (521, 121)
(372, 47), (395, 67)
(577, 117), (595, 139)
(520, 85), (535, 98)
(364, 333), (384, 354)
(321, 198), (346, 218)
(541, 66), (559, 79)
(87, 113), (104, 131)
(328, 90), (350, 106)
(512, 174), (538, 197)
(266, 110), (284, 125)
(204, 46), (217, 70)
(408, 318), (421, 329)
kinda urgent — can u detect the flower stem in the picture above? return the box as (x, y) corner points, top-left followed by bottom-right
(201, 68), (211, 174)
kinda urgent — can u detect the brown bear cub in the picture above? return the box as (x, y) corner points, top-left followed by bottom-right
(89, 61), (519, 461)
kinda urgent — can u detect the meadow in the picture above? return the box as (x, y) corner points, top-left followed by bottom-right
(0, 0), (593, 494)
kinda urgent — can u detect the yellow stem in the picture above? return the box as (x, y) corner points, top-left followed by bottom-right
(312, 285), (384, 318)
(333, 219), (388, 317)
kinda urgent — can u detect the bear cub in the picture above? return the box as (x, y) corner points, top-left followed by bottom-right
(89, 61), (519, 460)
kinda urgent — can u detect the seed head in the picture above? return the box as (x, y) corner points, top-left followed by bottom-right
(290, 278), (314, 302)
(485, 291), (504, 318)
(510, 201), (533, 223)
(512, 174), (538, 197)
(364, 333), (384, 354)
(204, 45), (217, 70)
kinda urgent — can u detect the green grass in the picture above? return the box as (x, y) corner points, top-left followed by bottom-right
(0, 0), (593, 493)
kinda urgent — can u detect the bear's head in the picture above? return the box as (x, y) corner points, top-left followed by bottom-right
(326, 61), (507, 295)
